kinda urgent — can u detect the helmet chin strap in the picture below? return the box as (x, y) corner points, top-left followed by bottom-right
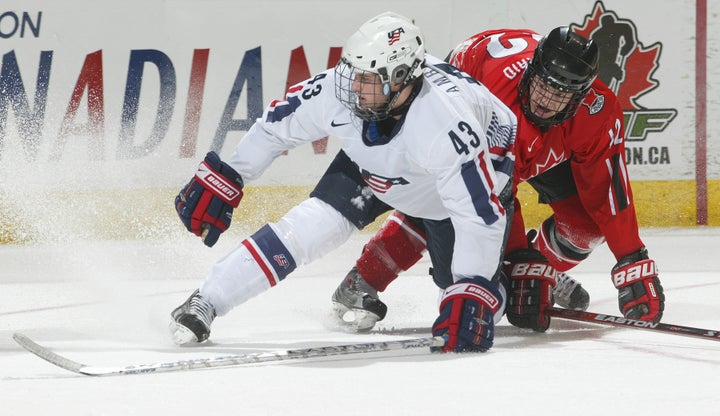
(383, 86), (401, 110)
(387, 77), (422, 118)
(375, 59), (423, 119)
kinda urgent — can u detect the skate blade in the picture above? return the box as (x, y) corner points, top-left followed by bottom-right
(169, 321), (200, 346)
(331, 302), (379, 333)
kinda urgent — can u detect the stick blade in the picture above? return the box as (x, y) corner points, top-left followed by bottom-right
(13, 333), (87, 374)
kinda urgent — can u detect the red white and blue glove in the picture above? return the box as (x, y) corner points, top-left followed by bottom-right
(432, 277), (504, 352)
(503, 248), (556, 332)
(611, 248), (664, 322)
(175, 151), (244, 247)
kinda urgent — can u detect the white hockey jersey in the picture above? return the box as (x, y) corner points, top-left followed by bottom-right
(228, 54), (516, 281)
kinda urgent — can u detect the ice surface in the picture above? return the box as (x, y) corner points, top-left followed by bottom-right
(2, 228), (719, 415)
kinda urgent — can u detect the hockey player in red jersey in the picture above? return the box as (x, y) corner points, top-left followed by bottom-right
(331, 27), (664, 333)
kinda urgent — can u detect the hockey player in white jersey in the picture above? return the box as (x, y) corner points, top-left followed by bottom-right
(170, 12), (517, 352)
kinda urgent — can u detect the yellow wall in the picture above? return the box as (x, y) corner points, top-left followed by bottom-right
(516, 180), (720, 228)
(1, 180), (718, 244)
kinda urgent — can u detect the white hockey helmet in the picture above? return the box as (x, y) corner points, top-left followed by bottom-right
(335, 12), (426, 121)
(342, 12), (425, 85)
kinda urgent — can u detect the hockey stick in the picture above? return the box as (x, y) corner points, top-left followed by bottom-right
(13, 333), (446, 377)
(547, 307), (720, 342)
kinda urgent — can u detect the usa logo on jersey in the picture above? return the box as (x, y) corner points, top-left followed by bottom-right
(273, 254), (290, 268)
(361, 169), (409, 194)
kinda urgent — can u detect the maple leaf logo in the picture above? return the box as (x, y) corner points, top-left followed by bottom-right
(572, 1), (661, 110)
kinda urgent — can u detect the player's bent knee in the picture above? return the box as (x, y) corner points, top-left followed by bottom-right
(274, 197), (356, 264)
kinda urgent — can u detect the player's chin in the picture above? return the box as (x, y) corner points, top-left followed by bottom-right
(533, 109), (554, 118)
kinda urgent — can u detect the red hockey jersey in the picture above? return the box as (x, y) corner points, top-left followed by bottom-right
(449, 29), (644, 260)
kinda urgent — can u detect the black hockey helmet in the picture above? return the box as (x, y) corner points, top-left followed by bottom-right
(519, 26), (600, 128)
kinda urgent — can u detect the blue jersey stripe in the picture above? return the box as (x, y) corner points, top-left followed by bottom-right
(460, 160), (500, 224)
(265, 95), (302, 123)
(249, 224), (297, 281)
(492, 157), (514, 178)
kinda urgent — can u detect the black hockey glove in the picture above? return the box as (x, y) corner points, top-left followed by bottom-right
(611, 248), (664, 322)
(503, 247), (556, 332)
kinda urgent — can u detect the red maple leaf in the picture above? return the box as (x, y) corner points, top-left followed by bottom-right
(617, 44), (660, 109)
(572, 2), (660, 110)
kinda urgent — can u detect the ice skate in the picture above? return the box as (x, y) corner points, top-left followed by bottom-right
(170, 289), (216, 345)
(553, 273), (590, 311)
(331, 267), (388, 333)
